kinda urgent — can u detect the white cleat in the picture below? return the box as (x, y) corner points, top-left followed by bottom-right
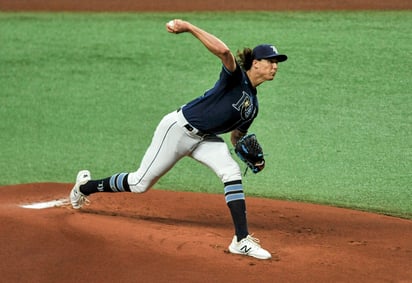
(69, 170), (91, 209)
(228, 235), (272, 260)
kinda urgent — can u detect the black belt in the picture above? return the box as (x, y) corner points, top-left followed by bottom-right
(177, 107), (209, 138)
(183, 124), (209, 138)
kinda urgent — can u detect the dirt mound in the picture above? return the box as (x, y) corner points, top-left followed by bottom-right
(0, 183), (411, 282)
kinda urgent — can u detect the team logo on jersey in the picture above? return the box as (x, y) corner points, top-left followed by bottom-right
(232, 91), (254, 120)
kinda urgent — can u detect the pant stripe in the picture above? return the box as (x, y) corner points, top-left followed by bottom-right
(129, 121), (177, 189)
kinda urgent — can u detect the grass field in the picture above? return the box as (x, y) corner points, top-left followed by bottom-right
(0, 12), (411, 218)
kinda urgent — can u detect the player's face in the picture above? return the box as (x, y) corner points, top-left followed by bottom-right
(255, 58), (279, 81)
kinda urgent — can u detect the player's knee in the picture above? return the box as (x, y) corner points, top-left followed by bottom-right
(129, 185), (149, 193)
(218, 161), (242, 183)
(127, 172), (151, 193)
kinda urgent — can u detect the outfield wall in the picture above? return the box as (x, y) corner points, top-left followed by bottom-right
(1, 0), (411, 12)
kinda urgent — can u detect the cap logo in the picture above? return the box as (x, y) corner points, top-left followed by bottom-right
(270, 45), (278, 54)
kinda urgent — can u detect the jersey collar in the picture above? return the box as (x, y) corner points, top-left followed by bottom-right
(243, 72), (257, 95)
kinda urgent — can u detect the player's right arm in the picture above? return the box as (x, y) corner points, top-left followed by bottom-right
(166, 19), (236, 72)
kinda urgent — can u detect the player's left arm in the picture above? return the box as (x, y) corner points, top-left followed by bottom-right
(232, 115), (256, 146)
(230, 129), (246, 147)
(166, 19), (236, 72)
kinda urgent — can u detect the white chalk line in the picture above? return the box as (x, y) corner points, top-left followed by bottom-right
(20, 198), (70, 209)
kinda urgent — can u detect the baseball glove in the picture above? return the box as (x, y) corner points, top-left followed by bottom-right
(234, 133), (265, 174)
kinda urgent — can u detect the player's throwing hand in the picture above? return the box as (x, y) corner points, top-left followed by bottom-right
(166, 19), (188, 34)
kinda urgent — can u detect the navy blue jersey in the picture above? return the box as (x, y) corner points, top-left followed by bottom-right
(182, 63), (258, 135)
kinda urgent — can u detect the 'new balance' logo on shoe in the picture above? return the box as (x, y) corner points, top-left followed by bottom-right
(240, 245), (252, 253)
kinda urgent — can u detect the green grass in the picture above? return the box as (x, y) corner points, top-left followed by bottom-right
(0, 12), (411, 218)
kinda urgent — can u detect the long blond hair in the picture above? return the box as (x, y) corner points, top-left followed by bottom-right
(236, 48), (254, 70)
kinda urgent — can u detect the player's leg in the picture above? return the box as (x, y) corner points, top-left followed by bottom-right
(189, 138), (248, 237)
(127, 111), (200, 193)
(71, 111), (199, 207)
(190, 138), (271, 259)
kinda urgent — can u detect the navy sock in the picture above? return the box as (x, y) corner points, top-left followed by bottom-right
(224, 180), (249, 241)
(80, 173), (130, 195)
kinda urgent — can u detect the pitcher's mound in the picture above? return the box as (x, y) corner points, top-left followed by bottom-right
(0, 183), (411, 282)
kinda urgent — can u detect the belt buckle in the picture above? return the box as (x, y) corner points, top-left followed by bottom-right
(184, 124), (194, 132)
(184, 124), (206, 138)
